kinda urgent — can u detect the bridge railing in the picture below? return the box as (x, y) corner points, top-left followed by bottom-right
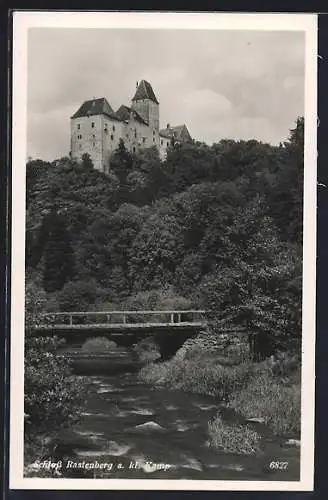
(39, 310), (207, 327)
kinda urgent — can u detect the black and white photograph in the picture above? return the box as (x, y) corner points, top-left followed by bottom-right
(10, 11), (317, 491)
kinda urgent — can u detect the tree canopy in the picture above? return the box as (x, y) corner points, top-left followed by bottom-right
(26, 117), (304, 355)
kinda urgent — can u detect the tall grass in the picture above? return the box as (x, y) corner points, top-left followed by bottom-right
(139, 354), (253, 399)
(208, 415), (261, 455)
(139, 348), (301, 437)
(228, 371), (301, 436)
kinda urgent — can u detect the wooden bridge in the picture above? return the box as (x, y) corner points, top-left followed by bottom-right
(35, 310), (206, 331)
(33, 310), (208, 360)
(35, 309), (207, 331)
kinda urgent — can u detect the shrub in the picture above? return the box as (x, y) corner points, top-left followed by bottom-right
(25, 283), (87, 438)
(208, 415), (261, 455)
(228, 371), (301, 436)
(82, 337), (118, 352)
(25, 342), (86, 434)
(133, 338), (161, 364)
(265, 350), (300, 378)
(56, 278), (100, 312)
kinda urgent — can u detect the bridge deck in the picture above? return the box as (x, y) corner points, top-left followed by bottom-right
(35, 321), (206, 331)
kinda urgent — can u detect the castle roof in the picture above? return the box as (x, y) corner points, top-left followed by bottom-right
(71, 97), (120, 121)
(160, 124), (192, 142)
(116, 104), (148, 125)
(132, 80), (159, 104)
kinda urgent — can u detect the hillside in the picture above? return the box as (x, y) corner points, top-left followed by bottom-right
(25, 119), (303, 347)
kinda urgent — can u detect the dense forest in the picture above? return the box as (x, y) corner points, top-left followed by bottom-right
(25, 117), (304, 349)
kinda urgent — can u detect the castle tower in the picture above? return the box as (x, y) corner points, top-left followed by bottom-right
(131, 80), (159, 132)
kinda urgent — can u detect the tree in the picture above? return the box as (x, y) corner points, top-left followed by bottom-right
(268, 117), (304, 243)
(24, 283), (86, 438)
(42, 211), (76, 292)
(199, 197), (302, 359)
(81, 152), (94, 171)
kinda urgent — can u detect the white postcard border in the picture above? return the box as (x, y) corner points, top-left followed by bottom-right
(10, 11), (317, 491)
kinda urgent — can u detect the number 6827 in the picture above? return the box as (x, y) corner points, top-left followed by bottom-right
(269, 461), (288, 470)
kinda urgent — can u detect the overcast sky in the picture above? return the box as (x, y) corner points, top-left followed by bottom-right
(27, 28), (305, 161)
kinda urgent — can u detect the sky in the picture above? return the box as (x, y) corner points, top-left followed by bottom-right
(27, 28), (305, 161)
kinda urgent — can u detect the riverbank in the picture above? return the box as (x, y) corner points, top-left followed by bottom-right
(25, 371), (300, 480)
(138, 345), (301, 455)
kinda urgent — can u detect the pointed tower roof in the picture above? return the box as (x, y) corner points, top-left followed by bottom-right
(71, 97), (120, 120)
(132, 80), (159, 104)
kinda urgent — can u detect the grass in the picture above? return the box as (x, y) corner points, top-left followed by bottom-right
(208, 415), (261, 455)
(139, 353), (254, 399)
(228, 370), (301, 436)
(139, 347), (301, 438)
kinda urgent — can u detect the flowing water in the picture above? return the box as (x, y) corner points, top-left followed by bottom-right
(50, 347), (300, 481)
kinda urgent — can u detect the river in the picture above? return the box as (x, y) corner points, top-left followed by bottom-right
(52, 346), (300, 481)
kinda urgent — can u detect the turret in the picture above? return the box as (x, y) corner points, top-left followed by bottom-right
(131, 80), (159, 132)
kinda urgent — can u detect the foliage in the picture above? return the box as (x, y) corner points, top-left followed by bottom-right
(26, 117), (304, 358)
(139, 351), (254, 400)
(133, 338), (161, 364)
(228, 369), (301, 436)
(81, 152), (94, 171)
(199, 195), (302, 358)
(24, 283), (86, 437)
(82, 337), (118, 352)
(42, 211), (76, 292)
(56, 278), (100, 312)
(208, 415), (261, 455)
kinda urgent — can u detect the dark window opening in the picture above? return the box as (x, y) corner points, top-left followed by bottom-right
(161, 140), (163, 145)
(91, 122), (95, 128)
(142, 137), (146, 143)
(104, 128), (108, 134)
(133, 146), (136, 153)
(153, 137), (155, 143)
(113, 125), (115, 131)
(153, 130), (155, 135)
(111, 134), (114, 140)
(77, 124), (80, 130)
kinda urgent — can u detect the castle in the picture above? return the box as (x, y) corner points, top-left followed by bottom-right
(70, 79), (192, 173)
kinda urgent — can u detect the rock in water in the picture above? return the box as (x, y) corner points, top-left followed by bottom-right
(246, 417), (265, 424)
(134, 421), (165, 431)
(284, 439), (301, 447)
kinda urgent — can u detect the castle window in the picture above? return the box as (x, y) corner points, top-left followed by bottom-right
(134, 130), (137, 138)
(91, 122), (95, 128)
(142, 137), (146, 143)
(110, 134), (114, 140)
(113, 125), (115, 131)
(104, 128), (108, 134)
(77, 124), (80, 130)
(153, 137), (155, 143)
(161, 140), (163, 145)
(133, 146), (136, 153)
(153, 130), (155, 135)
